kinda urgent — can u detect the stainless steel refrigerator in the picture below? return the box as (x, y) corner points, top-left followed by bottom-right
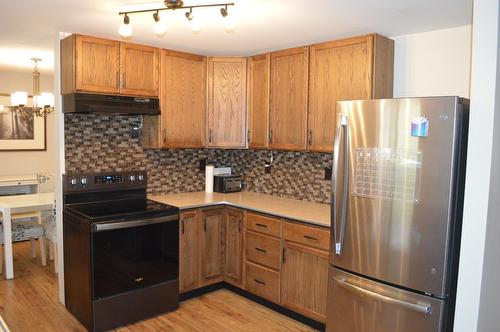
(327, 97), (469, 332)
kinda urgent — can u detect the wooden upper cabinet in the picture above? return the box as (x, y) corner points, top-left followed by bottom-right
(159, 50), (206, 148)
(70, 35), (120, 94)
(120, 43), (159, 96)
(308, 34), (394, 152)
(61, 34), (159, 97)
(248, 54), (270, 149)
(207, 57), (247, 148)
(269, 47), (309, 151)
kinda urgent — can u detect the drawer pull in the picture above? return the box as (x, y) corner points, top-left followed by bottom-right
(254, 279), (266, 285)
(304, 235), (319, 241)
(254, 247), (267, 253)
(255, 223), (268, 228)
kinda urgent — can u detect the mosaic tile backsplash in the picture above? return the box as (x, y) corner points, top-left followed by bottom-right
(65, 114), (332, 203)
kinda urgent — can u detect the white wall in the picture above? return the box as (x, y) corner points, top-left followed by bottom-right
(392, 25), (472, 98)
(454, 0), (500, 331)
(0, 70), (56, 176)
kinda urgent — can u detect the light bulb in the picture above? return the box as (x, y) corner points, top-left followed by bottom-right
(153, 12), (167, 37)
(224, 17), (238, 33)
(154, 22), (167, 36)
(0, 105), (5, 113)
(39, 92), (54, 107)
(11, 91), (28, 106)
(119, 15), (132, 39)
(190, 19), (202, 33)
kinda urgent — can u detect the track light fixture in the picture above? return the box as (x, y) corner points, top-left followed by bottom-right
(185, 8), (193, 21)
(153, 11), (167, 36)
(118, 1), (235, 37)
(220, 6), (228, 17)
(118, 14), (132, 39)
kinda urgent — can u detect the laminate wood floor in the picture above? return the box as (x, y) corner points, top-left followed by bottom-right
(0, 241), (317, 332)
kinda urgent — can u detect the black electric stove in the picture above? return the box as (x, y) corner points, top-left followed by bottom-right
(63, 171), (179, 332)
(65, 198), (178, 222)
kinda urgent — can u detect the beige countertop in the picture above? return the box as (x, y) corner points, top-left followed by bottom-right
(149, 191), (331, 227)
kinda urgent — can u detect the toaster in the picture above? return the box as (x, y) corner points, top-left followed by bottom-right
(213, 174), (243, 193)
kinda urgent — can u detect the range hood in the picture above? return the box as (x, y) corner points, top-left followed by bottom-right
(63, 93), (160, 115)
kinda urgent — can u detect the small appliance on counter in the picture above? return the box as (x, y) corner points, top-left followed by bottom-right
(63, 170), (179, 332)
(213, 174), (243, 193)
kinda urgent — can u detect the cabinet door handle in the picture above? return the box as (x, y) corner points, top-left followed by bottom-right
(163, 128), (167, 145)
(282, 247), (286, 264)
(116, 71), (120, 89)
(304, 235), (319, 241)
(181, 219), (185, 234)
(122, 72), (126, 89)
(204, 218), (207, 232)
(254, 279), (266, 285)
(255, 247), (267, 253)
(247, 129), (251, 144)
(269, 130), (273, 144)
(209, 129), (213, 144)
(308, 129), (313, 146)
(239, 219), (242, 232)
(255, 223), (268, 228)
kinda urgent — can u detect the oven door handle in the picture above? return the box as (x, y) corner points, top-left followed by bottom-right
(93, 214), (179, 232)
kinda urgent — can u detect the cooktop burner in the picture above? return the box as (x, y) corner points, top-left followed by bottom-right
(65, 198), (179, 222)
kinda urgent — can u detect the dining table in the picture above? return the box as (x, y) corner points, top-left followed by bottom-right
(0, 192), (55, 279)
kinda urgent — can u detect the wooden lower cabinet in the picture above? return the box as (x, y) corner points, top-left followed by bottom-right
(245, 261), (280, 303)
(178, 207), (330, 323)
(280, 242), (329, 323)
(225, 209), (244, 286)
(179, 211), (202, 293)
(201, 208), (226, 285)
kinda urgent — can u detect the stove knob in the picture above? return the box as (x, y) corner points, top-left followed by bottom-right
(70, 178), (77, 186)
(129, 175), (136, 182)
(81, 177), (88, 186)
(138, 174), (144, 182)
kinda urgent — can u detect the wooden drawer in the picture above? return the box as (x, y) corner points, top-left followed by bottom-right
(246, 231), (281, 270)
(283, 221), (330, 251)
(245, 261), (280, 303)
(246, 212), (281, 237)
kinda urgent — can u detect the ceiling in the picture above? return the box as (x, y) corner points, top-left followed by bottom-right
(0, 0), (472, 72)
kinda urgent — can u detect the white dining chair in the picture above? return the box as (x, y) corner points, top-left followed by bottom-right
(0, 221), (46, 274)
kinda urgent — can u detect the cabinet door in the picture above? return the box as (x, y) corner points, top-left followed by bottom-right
(201, 209), (225, 284)
(281, 242), (329, 322)
(225, 209), (244, 286)
(248, 54), (270, 149)
(160, 50), (206, 148)
(120, 43), (159, 96)
(207, 57), (247, 148)
(75, 35), (120, 94)
(179, 211), (201, 293)
(308, 36), (372, 152)
(269, 47), (309, 150)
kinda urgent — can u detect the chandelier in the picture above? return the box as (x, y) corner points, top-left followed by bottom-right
(118, 0), (236, 38)
(10, 58), (55, 119)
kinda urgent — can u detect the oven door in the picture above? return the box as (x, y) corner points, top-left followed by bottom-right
(91, 214), (179, 300)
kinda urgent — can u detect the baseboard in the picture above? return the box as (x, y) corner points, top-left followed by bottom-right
(179, 282), (326, 332)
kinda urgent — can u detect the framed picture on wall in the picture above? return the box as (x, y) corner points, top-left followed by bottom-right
(0, 93), (46, 151)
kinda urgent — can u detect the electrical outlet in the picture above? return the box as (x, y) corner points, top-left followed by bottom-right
(264, 164), (272, 174)
(324, 167), (332, 180)
(199, 159), (207, 172)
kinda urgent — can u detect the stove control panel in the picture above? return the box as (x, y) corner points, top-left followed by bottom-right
(64, 171), (147, 193)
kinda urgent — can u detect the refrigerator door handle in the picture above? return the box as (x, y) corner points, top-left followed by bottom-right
(332, 113), (349, 255)
(335, 277), (433, 315)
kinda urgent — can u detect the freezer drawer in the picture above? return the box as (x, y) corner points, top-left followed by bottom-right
(326, 268), (444, 332)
